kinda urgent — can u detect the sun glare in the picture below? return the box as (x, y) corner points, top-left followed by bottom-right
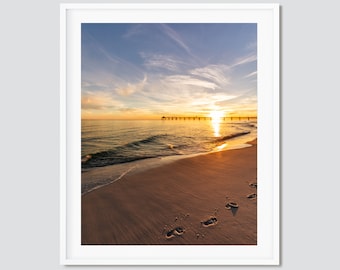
(209, 110), (224, 137)
(209, 110), (224, 121)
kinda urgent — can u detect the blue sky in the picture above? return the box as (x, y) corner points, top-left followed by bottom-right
(81, 23), (257, 119)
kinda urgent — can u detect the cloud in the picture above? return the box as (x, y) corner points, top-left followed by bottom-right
(189, 93), (236, 107)
(140, 53), (184, 72)
(136, 71), (237, 116)
(231, 54), (257, 67)
(190, 65), (230, 87)
(123, 24), (144, 39)
(216, 89), (257, 107)
(115, 75), (147, 96)
(160, 24), (191, 55)
(119, 107), (138, 112)
(81, 91), (122, 111)
(165, 75), (218, 90)
(244, 71), (257, 78)
(83, 31), (119, 64)
(133, 63), (236, 114)
(96, 46), (120, 64)
(81, 81), (109, 92)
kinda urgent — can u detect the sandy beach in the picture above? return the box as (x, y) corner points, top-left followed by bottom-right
(81, 139), (257, 245)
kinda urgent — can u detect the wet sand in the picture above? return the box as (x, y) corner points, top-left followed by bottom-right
(81, 139), (257, 245)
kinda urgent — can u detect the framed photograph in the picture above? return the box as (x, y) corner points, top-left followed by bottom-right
(60, 3), (280, 265)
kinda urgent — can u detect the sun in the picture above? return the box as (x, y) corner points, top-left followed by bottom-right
(209, 110), (224, 122)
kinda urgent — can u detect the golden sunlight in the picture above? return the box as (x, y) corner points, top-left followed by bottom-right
(209, 110), (224, 121)
(209, 110), (224, 137)
(216, 143), (228, 151)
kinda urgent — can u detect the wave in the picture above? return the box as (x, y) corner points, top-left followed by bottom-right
(214, 131), (251, 143)
(126, 134), (169, 147)
(82, 166), (136, 195)
(81, 131), (252, 169)
(81, 134), (180, 169)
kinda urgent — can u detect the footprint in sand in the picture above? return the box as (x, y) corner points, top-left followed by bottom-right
(247, 193), (257, 199)
(225, 202), (239, 216)
(163, 213), (190, 239)
(249, 183), (257, 188)
(201, 217), (218, 227)
(165, 227), (185, 239)
(225, 202), (239, 209)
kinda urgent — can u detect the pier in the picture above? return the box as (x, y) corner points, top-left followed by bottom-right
(161, 116), (257, 121)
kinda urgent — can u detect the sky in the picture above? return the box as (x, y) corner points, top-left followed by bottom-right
(81, 23), (257, 120)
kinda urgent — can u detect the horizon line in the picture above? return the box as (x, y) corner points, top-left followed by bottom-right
(82, 116), (258, 121)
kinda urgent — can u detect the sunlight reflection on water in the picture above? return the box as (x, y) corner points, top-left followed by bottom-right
(211, 119), (221, 137)
(215, 143), (228, 151)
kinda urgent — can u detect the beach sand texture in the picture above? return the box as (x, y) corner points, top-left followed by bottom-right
(81, 140), (257, 245)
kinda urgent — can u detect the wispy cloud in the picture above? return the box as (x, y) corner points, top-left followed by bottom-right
(96, 46), (120, 64)
(83, 31), (119, 64)
(82, 91), (122, 111)
(216, 89), (257, 107)
(140, 52), (184, 72)
(83, 31), (144, 81)
(231, 54), (257, 68)
(165, 75), (218, 90)
(82, 81), (109, 92)
(244, 71), (257, 78)
(122, 24), (144, 39)
(115, 75), (147, 96)
(190, 93), (236, 107)
(190, 65), (230, 88)
(160, 24), (191, 55)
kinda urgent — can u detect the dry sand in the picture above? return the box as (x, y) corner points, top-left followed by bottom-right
(81, 139), (257, 245)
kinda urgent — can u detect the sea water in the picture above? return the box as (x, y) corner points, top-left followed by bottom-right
(81, 119), (257, 194)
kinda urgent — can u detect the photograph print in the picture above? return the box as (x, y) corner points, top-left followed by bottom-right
(81, 23), (258, 245)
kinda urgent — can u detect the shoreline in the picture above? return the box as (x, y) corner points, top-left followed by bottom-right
(82, 139), (257, 245)
(81, 137), (256, 195)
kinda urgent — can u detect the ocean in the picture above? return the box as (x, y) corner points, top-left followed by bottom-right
(81, 119), (257, 194)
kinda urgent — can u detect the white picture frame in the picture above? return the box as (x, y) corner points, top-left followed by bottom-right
(60, 3), (280, 265)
